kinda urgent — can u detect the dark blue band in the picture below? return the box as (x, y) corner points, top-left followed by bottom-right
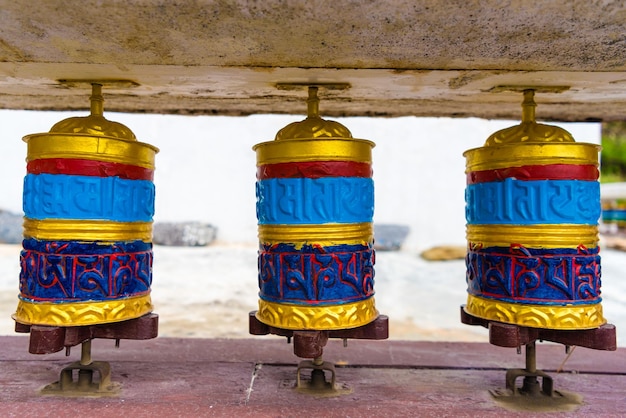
(20, 239), (152, 302)
(258, 243), (375, 305)
(466, 245), (601, 305)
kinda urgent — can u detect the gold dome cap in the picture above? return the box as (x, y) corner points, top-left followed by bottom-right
(253, 86), (374, 165)
(464, 90), (599, 172)
(23, 83), (158, 168)
(49, 83), (137, 140)
(484, 90), (574, 146)
(274, 87), (352, 140)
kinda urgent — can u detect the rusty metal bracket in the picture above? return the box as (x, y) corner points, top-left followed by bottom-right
(275, 82), (351, 91)
(57, 79), (139, 89)
(15, 313), (159, 354)
(460, 306), (616, 351)
(293, 330), (329, 359)
(487, 85), (570, 94)
(249, 311), (388, 359)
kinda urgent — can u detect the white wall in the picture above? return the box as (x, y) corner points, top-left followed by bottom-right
(0, 110), (600, 251)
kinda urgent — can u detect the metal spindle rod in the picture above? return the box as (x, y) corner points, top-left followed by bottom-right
(525, 341), (537, 373)
(80, 340), (92, 366)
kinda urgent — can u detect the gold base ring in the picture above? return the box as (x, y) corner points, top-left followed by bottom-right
(256, 298), (378, 330)
(13, 294), (153, 326)
(465, 294), (605, 330)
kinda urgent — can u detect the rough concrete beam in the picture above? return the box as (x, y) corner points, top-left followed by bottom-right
(1, 0), (625, 120)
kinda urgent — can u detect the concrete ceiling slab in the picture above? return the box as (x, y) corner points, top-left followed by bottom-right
(1, 0), (625, 121)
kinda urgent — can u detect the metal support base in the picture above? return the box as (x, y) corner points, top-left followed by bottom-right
(16, 313), (158, 396)
(505, 367), (553, 396)
(41, 360), (120, 396)
(295, 357), (352, 396)
(249, 311), (388, 395)
(501, 341), (554, 396)
(461, 305), (616, 410)
(40, 339), (120, 396)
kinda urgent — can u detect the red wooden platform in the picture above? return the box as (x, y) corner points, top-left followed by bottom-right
(1, 336), (624, 416)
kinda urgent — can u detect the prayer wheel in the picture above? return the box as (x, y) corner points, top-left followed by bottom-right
(253, 87), (378, 331)
(602, 201), (626, 231)
(13, 84), (159, 328)
(463, 90), (604, 330)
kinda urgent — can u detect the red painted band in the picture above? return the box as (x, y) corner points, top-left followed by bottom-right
(467, 164), (598, 185)
(27, 158), (154, 180)
(257, 161), (372, 179)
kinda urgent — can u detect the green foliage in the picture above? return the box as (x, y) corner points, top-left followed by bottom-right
(601, 121), (626, 183)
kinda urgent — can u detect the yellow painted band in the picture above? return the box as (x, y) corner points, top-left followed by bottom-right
(256, 298), (378, 330)
(24, 133), (158, 169)
(466, 224), (598, 249)
(258, 223), (373, 248)
(464, 294), (605, 330)
(464, 142), (599, 172)
(23, 218), (153, 242)
(13, 294), (153, 326)
(254, 138), (374, 165)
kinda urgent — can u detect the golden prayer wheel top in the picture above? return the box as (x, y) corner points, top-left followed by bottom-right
(274, 87), (353, 140)
(48, 83), (137, 140)
(254, 86), (374, 165)
(464, 90), (600, 172)
(23, 83), (159, 169)
(483, 90), (575, 146)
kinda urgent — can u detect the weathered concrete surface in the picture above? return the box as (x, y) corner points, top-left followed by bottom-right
(1, 337), (625, 416)
(1, 0), (626, 120)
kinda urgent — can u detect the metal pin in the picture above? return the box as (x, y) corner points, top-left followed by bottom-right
(517, 346), (521, 355)
(343, 338), (348, 348)
(287, 336), (292, 344)
(115, 339), (120, 348)
(65, 346), (71, 357)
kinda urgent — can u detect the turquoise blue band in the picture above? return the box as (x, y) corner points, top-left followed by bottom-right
(466, 178), (600, 225)
(256, 177), (374, 224)
(23, 173), (155, 222)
